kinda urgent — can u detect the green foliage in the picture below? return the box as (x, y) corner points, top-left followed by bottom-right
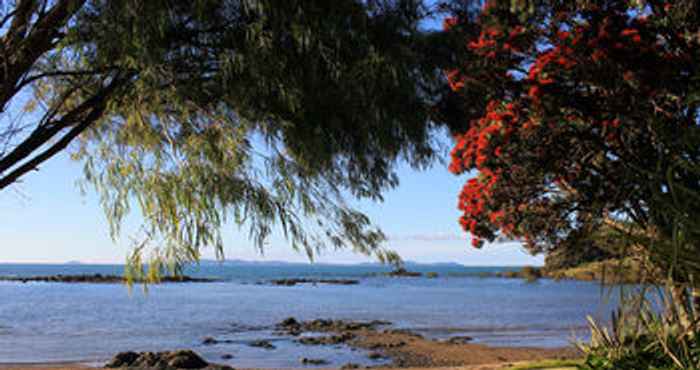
(31, 0), (453, 277)
(580, 287), (700, 370)
(543, 222), (628, 271)
(506, 359), (581, 370)
(520, 265), (541, 282)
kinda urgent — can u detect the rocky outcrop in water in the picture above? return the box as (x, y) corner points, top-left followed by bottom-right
(1, 274), (216, 284)
(384, 268), (422, 277)
(298, 332), (356, 345)
(276, 317), (391, 337)
(202, 337), (235, 346)
(276, 318), (392, 347)
(248, 340), (276, 350)
(299, 357), (329, 365)
(268, 278), (359, 286)
(105, 350), (230, 370)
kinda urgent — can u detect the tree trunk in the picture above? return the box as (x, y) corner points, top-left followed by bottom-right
(692, 286), (700, 325)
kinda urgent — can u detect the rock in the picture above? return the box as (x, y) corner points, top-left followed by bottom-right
(367, 340), (406, 350)
(317, 279), (358, 285)
(165, 350), (209, 369)
(382, 328), (423, 338)
(0, 274), (216, 284)
(105, 350), (208, 369)
(446, 335), (473, 344)
(305, 319), (390, 332)
(270, 279), (298, 286)
(276, 318), (390, 336)
(300, 358), (329, 366)
(340, 364), (360, 370)
(220, 354), (234, 360)
(368, 320), (393, 327)
(384, 268), (422, 277)
(426, 272), (439, 278)
(248, 340), (275, 350)
(201, 337), (234, 346)
(496, 267), (542, 281)
(269, 279), (359, 286)
(130, 352), (159, 367)
(105, 351), (140, 368)
(280, 317), (300, 327)
(202, 337), (217, 345)
(367, 352), (385, 360)
(297, 332), (355, 345)
(276, 317), (303, 336)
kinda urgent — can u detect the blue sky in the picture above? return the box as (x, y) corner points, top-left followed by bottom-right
(0, 6), (543, 266)
(0, 144), (543, 266)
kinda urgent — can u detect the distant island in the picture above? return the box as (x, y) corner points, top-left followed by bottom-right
(193, 259), (470, 268)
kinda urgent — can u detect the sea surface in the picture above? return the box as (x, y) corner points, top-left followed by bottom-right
(0, 263), (623, 367)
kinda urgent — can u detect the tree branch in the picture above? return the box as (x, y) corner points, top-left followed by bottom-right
(0, 79), (126, 190)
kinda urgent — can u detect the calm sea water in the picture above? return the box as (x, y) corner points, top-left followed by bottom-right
(0, 263), (620, 367)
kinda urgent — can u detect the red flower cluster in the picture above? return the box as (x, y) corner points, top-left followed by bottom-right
(445, 2), (697, 250)
(456, 169), (501, 248)
(450, 101), (521, 247)
(526, 34), (577, 104)
(449, 101), (518, 174)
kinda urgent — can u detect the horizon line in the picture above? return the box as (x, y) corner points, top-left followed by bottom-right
(0, 259), (543, 267)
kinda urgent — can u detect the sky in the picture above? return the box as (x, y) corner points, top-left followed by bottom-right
(0, 5), (543, 266)
(0, 145), (543, 266)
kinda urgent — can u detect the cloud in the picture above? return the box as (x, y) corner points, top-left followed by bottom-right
(389, 232), (468, 242)
(389, 232), (521, 244)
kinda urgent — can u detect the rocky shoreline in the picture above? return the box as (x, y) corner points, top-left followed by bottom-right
(273, 318), (577, 368)
(0, 274), (217, 284)
(0, 318), (581, 370)
(104, 318), (578, 370)
(105, 350), (229, 370)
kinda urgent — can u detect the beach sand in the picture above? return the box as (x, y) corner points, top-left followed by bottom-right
(349, 328), (578, 368)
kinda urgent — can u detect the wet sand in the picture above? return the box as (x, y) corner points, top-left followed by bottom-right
(338, 326), (578, 368)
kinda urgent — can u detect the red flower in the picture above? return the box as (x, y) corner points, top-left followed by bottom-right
(620, 29), (638, 37)
(528, 85), (541, 101)
(443, 17), (458, 31)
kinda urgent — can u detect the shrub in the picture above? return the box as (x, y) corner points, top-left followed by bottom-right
(520, 266), (542, 282)
(579, 286), (700, 369)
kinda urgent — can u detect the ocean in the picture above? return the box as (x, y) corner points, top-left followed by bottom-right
(0, 263), (620, 367)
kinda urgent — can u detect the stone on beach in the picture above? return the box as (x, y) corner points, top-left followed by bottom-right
(105, 350), (214, 369)
(446, 335), (474, 344)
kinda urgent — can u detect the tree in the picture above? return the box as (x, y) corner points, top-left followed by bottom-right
(445, 0), (700, 291)
(1, 0), (456, 274)
(0, 0), (110, 190)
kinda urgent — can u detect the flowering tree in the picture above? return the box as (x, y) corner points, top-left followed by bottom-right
(445, 0), (700, 276)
